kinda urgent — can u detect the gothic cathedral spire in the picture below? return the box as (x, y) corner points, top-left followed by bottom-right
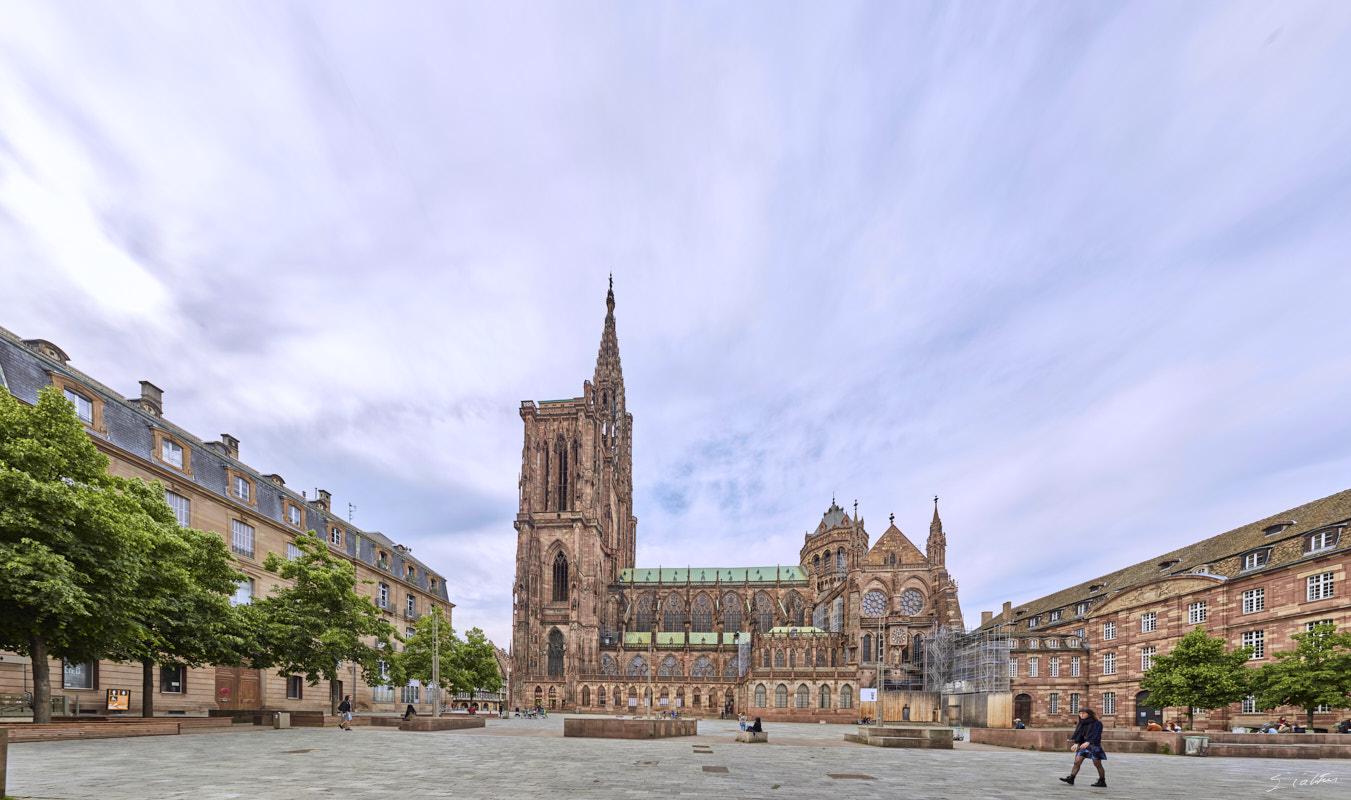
(927, 495), (946, 568)
(595, 274), (623, 390)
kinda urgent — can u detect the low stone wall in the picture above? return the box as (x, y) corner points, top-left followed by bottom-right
(399, 716), (487, 732)
(969, 727), (1351, 759)
(563, 718), (697, 739)
(845, 726), (954, 749)
(735, 731), (768, 743)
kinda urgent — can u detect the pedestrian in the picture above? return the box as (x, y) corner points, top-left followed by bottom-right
(1013, 718), (1026, 729)
(1059, 708), (1107, 787)
(337, 695), (354, 731)
(739, 713), (747, 731)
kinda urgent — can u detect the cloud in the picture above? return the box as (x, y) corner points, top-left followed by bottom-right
(2, 1), (1351, 645)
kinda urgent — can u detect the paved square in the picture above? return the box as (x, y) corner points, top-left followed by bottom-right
(5, 716), (1348, 799)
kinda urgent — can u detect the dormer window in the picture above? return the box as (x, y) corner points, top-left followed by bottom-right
(1158, 559), (1179, 572)
(429, 577), (438, 592)
(1028, 616), (1041, 629)
(1306, 527), (1341, 554)
(1049, 610), (1062, 622)
(329, 526), (343, 547)
(286, 502), (303, 528)
(1264, 522), (1293, 536)
(1089, 583), (1105, 594)
(63, 388), (93, 422)
(1027, 639), (1039, 649)
(377, 550), (390, 570)
(1241, 549), (1271, 571)
(1074, 603), (1089, 616)
(406, 565), (416, 580)
(233, 475), (251, 502)
(1192, 565), (1210, 575)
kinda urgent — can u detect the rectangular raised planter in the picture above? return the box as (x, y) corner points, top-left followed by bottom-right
(846, 726), (954, 749)
(563, 718), (697, 739)
(735, 731), (768, 743)
(399, 716), (487, 732)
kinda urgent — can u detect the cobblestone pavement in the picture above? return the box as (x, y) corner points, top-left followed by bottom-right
(6, 715), (1347, 799)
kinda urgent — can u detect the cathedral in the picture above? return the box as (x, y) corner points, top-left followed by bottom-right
(510, 283), (965, 719)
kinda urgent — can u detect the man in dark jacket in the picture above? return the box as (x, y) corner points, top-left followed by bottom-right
(337, 695), (354, 731)
(1059, 709), (1107, 787)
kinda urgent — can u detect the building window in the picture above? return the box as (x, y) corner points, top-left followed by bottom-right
(1188, 601), (1207, 625)
(1103, 653), (1116, 675)
(1141, 646), (1156, 671)
(159, 666), (184, 693)
(1306, 619), (1334, 632)
(1071, 656), (1081, 677)
(233, 475), (251, 502)
(165, 491), (191, 527)
(1009, 658), (1018, 678)
(1027, 639), (1039, 649)
(231, 520), (254, 558)
(1141, 612), (1156, 633)
(286, 503), (303, 528)
(1242, 588), (1265, 614)
(406, 565), (416, 581)
(755, 684), (767, 707)
(796, 684), (809, 708)
(1103, 692), (1116, 715)
(286, 542), (301, 560)
(429, 577), (438, 593)
(1242, 550), (1269, 571)
(1075, 603), (1088, 616)
(329, 527), (343, 547)
(819, 685), (831, 709)
(1028, 657), (1039, 678)
(1242, 695), (1257, 714)
(1067, 638), (1081, 648)
(379, 583), (390, 608)
(1103, 622), (1116, 641)
(1049, 610), (1062, 623)
(286, 676), (303, 700)
(840, 685), (853, 709)
(1047, 639), (1060, 649)
(1074, 628), (1087, 641)
(1050, 657), (1060, 677)
(1306, 527), (1341, 553)
(1307, 572), (1335, 601)
(775, 684), (788, 708)
(231, 578), (254, 606)
(1029, 616), (1040, 629)
(406, 595), (416, 617)
(1070, 693), (1080, 714)
(63, 662), (95, 690)
(62, 387), (94, 422)
(1049, 693), (1060, 715)
(158, 438), (184, 469)
(1242, 630), (1264, 659)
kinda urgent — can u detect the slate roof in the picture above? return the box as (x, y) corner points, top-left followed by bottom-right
(978, 487), (1351, 633)
(816, 501), (849, 533)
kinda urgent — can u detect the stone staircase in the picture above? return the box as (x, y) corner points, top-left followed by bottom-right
(844, 725), (954, 749)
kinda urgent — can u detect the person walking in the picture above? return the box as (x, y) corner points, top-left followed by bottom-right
(739, 713), (747, 731)
(1060, 708), (1107, 787)
(337, 695), (354, 731)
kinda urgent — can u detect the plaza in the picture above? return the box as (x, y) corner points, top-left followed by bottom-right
(6, 715), (1347, 799)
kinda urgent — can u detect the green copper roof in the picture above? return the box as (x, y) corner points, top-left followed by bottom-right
(765, 626), (831, 636)
(619, 566), (807, 584)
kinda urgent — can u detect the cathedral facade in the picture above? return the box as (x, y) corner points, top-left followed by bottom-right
(510, 285), (964, 720)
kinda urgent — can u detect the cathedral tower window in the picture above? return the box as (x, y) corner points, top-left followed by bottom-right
(546, 629), (564, 677)
(552, 552), (569, 602)
(836, 549), (846, 572)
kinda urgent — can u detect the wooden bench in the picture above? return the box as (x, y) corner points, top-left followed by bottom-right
(1, 722), (181, 743)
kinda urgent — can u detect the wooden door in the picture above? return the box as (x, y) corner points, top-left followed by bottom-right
(215, 666), (238, 710)
(238, 670), (261, 710)
(1014, 693), (1032, 725)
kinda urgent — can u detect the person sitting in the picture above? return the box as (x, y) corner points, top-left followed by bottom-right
(1013, 718), (1026, 729)
(749, 717), (763, 734)
(401, 704), (417, 721)
(1336, 719), (1351, 734)
(1169, 722), (1183, 732)
(1146, 721), (1163, 731)
(1277, 721), (1292, 733)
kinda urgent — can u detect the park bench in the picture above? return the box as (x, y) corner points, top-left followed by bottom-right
(1, 721), (180, 743)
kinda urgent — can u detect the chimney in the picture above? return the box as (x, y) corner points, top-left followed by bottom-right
(219, 434), (239, 459)
(981, 611), (993, 626)
(1002, 601), (1012, 620)
(135, 381), (163, 416)
(313, 489), (331, 511)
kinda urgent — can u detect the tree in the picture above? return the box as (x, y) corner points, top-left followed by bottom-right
(0, 387), (179, 722)
(242, 533), (397, 712)
(399, 610), (502, 713)
(107, 495), (246, 717)
(1251, 623), (1351, 729)
(1138, 626), (1253, 729)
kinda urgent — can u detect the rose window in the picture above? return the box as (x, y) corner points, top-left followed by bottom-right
(898, 589), (924, 616)
(862, 590), (887, 617)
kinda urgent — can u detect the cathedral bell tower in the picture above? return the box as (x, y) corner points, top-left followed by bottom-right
(511, 279), (636, 708)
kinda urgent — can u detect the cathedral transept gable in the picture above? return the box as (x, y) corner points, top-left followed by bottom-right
(864, 523), (928, 566)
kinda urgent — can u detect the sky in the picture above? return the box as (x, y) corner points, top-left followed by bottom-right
(2, 1), (1350, 648)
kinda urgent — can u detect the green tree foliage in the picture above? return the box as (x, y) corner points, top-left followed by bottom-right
(1138, 626), (1253, 728)
(107, 498), (245, 717)
(398, 608), (502, 711)
(1251, 623), (1351, 729)
(242, 533), (397, 711)
(0, 387), (222, 722)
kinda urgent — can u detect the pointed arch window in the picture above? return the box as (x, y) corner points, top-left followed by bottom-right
(691, 594), (714, 632)
(786, 591), (805, 627)
(836, 549), (846, 572)
(663, 595), (684, 632)
(775, 684), (788, 708)
(626, 655), (648, 676)
(819, 684), (831, 708)
(723, 656), (740, 678)
(691, 656), (715, 677)
(774, 649), (786, 668)
(552, 552), (569, 602)
(755, 593), (774, 632)
(723, 594), (743, 632)
(547, 629), (565, 677)
(755, 684), (767, 707)
(862, 634), (873, 663)
(635, 595), (653, 633)
(658, 655), (681, 677)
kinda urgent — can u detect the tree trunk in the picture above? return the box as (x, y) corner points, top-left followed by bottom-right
(1307, 707), (1315, 730)
(30, 630), (51, 724)
(142, 659), (155, 718)
(331, 677), (340, 715)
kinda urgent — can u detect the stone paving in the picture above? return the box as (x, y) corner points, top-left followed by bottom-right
(5, 714), (1348, 799)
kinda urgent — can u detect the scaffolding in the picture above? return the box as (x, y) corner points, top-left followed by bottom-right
(922, 623), (1010, 695)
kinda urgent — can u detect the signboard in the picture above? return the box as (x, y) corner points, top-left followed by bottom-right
(859, 688), (878, 703)
(106, 689), (131, 711)
(629, 698), (638, 707)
